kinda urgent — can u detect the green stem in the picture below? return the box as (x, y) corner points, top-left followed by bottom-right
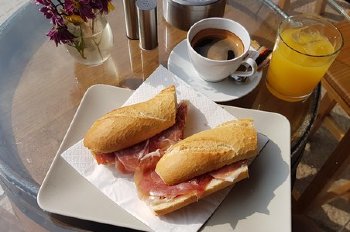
(91, 17), (104, 61)
(95, 40), (103, 60)
(71, 17), (105, 61)
(78, 25), (87, 59)
(92, 16), (95, 35)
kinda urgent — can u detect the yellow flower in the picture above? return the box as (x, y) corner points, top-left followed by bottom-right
(108, 2), (115, 13)
(65, 14), (84, 24)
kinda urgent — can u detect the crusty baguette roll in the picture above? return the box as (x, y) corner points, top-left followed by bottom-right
(84, 86), (177, 153)
(151, 165), (249, 216)
(155, 119), (257, 185)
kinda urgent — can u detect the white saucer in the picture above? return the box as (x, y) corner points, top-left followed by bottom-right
(168, 39), (262, 102)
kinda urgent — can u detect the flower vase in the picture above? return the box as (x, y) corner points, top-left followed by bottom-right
(65, 13), (113, 66)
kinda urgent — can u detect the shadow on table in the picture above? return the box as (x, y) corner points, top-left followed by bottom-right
(203, 139), (289, 230)
(51, 213), (142, 232)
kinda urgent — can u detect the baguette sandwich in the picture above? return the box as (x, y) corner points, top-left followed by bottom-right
(83, 85), (188, 173)
(134, 119), (258, 215)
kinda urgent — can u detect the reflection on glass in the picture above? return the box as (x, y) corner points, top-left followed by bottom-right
(141, 49), (159, 80)
(74, 57), (119, 91)
(127, 39), (143, 74)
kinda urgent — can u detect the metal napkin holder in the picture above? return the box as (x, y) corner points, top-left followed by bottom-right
(163, 0), (226, 31)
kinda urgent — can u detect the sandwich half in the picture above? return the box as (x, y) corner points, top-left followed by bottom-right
(83, 85), (188, 173)
(134, 119), (257, 215)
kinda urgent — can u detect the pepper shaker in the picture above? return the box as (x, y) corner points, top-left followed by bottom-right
(136, 0), (158, 50)
(122, 0), (139, 39)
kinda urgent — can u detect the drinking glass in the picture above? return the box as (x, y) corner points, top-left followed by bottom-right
(266, 15), (343, 102)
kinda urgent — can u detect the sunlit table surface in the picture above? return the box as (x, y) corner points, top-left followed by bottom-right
(0, 0), (348, 231)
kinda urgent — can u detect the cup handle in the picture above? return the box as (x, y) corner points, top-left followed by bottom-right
(232, 58), (258, 77)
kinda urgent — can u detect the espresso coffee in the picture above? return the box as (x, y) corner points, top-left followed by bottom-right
(191, 28), (244, 61)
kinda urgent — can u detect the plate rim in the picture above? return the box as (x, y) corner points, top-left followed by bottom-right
(37, 84), (149, 231)
(37, 84), (291, 231)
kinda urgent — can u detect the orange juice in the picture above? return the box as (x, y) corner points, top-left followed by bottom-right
(266, 27), (336, 102)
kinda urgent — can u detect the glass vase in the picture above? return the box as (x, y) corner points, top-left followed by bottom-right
(65, 13), (113, 66)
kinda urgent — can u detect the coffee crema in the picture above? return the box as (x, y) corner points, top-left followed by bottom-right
(191, 28), (244, 61)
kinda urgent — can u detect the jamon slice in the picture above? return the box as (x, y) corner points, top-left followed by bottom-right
(115, 140), (150, 173)
(135, 155), (212, 200)
(134, 156), (248, 204)
(93, 152), (115, 165)
(210, 160), (248, 182)
(93, 101), (188, 173)
(115, 101), (188, 173)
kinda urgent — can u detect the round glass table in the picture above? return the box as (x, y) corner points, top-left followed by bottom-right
(0, 0), (346, 231)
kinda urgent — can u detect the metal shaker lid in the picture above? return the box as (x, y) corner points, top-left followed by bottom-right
(136, 0), (158, 50)
(136, 0), (157, 10)
(169, 0), (221, 6)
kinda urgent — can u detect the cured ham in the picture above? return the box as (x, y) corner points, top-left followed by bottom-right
(93, 152), (115, 165)
(115, 101), (188, 173)
(135, 155), (212, 200)
(210, 160), (248, 182)
(115, 140), (149, 173)
(94, 101), (188, 173)
(135, 157), (248, 200)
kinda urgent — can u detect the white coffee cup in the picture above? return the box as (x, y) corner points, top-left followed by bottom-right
(187, 17), (257, 82)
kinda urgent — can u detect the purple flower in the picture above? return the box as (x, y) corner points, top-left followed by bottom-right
(40, 6), (54, 19)
(91, 0), (110, 13)
(47, 25), (76, 46)
(36, 0), (51, 6)
(78, 1), (95, 21)
(40, 6), (64, 25)
(64, 0), (95, 21)
(36, 0), (114, 46)
(64, 0), (75, 14)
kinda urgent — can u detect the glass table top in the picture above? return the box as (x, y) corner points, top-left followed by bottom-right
(0, 0), (348, 231)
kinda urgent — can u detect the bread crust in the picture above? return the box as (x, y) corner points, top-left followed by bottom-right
(155, 119), (257, 185)
(84, 86), (177, 153)
(150, 166), (249, 216)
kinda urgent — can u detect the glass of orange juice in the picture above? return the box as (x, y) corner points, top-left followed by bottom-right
(266, 15), (343, 102)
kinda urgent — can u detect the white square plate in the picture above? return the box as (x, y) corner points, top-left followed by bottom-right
(37, 84), (291, 232)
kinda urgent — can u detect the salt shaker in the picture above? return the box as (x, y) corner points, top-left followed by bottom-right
(136, 0), (158, 50)
(122, 0), (139, 39)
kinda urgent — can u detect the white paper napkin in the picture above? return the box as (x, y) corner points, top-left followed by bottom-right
(61, 65), (268, 232)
